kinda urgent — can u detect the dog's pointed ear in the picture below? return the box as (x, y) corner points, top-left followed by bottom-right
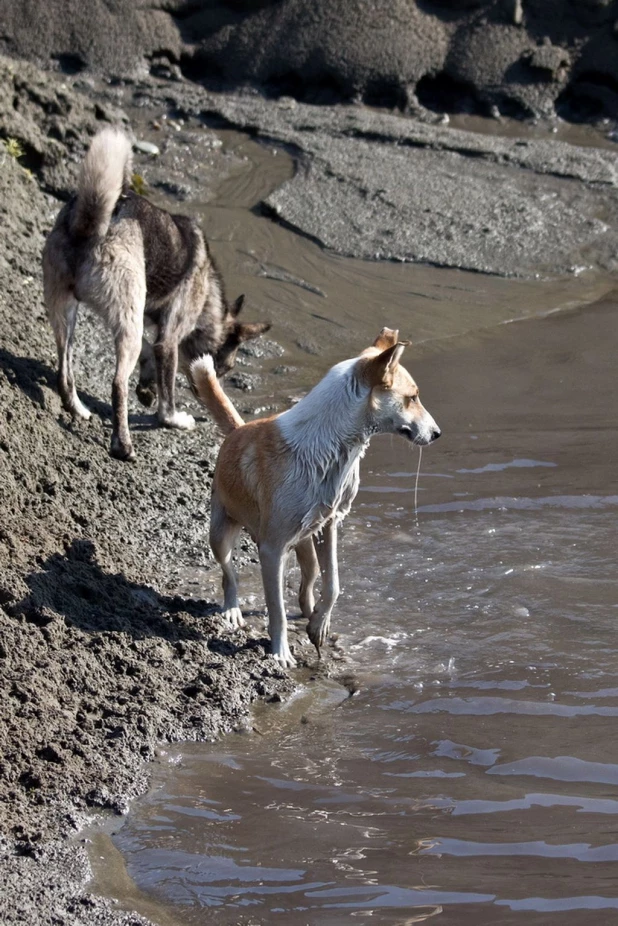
(373, 327), (399, 350)
(231, 295), (245, 317)
(366, 342), (407, 387)
(235, 321), (271, 342)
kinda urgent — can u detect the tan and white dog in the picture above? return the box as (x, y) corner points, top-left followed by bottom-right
(192, 329), (441, 667)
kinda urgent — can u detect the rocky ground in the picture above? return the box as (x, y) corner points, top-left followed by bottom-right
(1, 48), (617, 926)
(3, 0), (618, 124)
(193, 90), (618, 276)
(0, 57), (298, 926)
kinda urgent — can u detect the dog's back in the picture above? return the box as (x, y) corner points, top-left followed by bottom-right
(120, 193), (204, 308)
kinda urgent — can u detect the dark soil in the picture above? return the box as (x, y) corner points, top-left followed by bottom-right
(0, 55), (295, 926)
(4, 0), (618, 124)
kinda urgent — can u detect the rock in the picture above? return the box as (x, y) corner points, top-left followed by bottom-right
(201, 90), (618, 277)
(227, 371), (261, 392)
(525, 42), (570, 80)
(133, 140), (160, 156)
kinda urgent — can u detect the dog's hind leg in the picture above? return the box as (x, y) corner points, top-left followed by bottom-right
(110, 309), (144, 461)
(44, 231), (90, 420)
(210, 493), (244, 629)
(296, 537), (320, 622)
(259, 539), (296, 668)
(136, 337), (157, 408)
(50, 298), (92, 421)
(307, 520), (340, 654)
(44, 259), (91, 420)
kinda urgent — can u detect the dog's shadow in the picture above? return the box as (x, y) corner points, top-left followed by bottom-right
(0, 348), (110, 420)
(0, 347), (211, 433)
(0, 347), (183, 434)
(11, 538), (258, 656)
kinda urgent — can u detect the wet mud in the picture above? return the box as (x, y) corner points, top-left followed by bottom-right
(1, 53), (617, 926)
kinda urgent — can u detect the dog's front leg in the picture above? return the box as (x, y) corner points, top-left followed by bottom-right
(307, 520), (340, 654)
(259, 541), (296, 668)
(154, 339), (195, 431)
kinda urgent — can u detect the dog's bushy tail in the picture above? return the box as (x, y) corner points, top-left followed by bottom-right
(191, 355), (245, 435)
(70, 128), (133, 239)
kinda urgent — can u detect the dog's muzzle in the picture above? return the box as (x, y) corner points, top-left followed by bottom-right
(398, 425), (441, 444)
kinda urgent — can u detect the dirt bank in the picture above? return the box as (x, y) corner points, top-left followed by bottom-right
(0, 57), (296, 926)
(3, 0), (618, 124)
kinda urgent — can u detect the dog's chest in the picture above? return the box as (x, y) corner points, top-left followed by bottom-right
(300, 455), (361, 534)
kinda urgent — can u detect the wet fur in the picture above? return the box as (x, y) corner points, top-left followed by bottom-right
(43, 126), (270, 460)
(191, 329), (441, 667)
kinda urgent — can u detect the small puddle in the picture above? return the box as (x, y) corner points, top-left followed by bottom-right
(448, 112), (618, 152)
(90, 115), (618, 924)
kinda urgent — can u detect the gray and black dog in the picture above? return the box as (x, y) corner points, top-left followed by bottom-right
(43, 127), (270, 461)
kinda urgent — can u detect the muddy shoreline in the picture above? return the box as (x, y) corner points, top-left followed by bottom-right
(1, 55), (617, 925)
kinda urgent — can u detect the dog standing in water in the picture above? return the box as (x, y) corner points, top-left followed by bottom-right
(43, 127), (270, 460)
(192, 328), (441, 667)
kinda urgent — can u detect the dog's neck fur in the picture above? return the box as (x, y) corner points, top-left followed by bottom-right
(278, 359), (371, 462)
(276, 359), (373, 522)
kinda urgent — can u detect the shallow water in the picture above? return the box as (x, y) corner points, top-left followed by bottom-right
(98, 122), (618, 924)
(146, 126), (614, 395)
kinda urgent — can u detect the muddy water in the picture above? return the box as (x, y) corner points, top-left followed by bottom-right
(98, 128), (618, 923)
(158, 129), (613, 393)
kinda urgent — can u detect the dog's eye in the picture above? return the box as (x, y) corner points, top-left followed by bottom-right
(405, 395), (418, 407)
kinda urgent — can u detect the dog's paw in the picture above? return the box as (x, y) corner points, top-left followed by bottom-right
(222, 607), (245, 630)
(110, 439), (136, 462)
(136, 382), (157, 408)
(307, 614), (331, 651)
(271, 643), (297, 669)
(67, 398), (91, 420)
(160, 410), (196, 431)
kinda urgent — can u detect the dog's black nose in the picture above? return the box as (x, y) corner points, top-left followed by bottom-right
(431, 428), (441, 441)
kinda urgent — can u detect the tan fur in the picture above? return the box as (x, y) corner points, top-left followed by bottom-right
(191, 356), (244, 434)
(215, 419), (289, 536)
(372, 326), (399, 351)
(201, 327), (441, 668)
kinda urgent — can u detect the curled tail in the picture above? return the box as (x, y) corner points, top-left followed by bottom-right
(191, 355), (245, 435)
(70, 127), (133, 239)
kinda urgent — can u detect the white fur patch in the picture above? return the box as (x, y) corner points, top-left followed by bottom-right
(160, 410), (196, 430)
(190, 354), (215, 377)
(222, 607), (245, 629)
